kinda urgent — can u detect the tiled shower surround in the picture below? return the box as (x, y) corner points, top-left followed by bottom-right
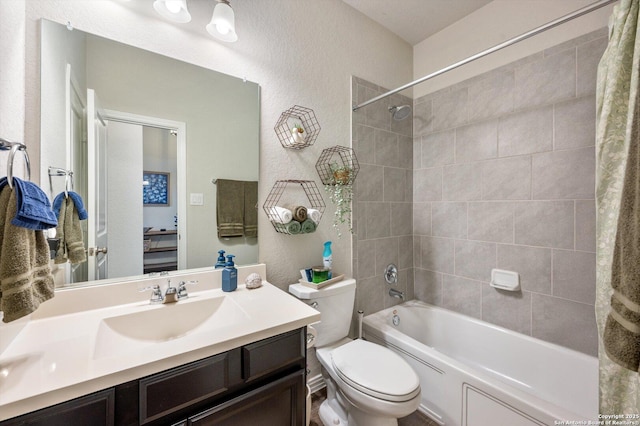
(352, 28), (607, 356)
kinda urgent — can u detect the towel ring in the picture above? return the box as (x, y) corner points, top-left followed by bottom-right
(64, 172), (74, 197)
(6, 143), (31, 189)
(47, 166), (73, 198)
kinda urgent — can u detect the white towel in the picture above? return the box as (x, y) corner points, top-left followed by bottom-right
(270, 206), (293, 224)
(307, 208), (321, 224)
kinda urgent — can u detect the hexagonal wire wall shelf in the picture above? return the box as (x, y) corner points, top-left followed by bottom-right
(315, 146), (360, 185)
(274, 105), (321, 149)
(263, 180), (326, 234)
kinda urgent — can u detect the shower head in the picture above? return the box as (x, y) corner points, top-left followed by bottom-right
(389, 105), (411, 121)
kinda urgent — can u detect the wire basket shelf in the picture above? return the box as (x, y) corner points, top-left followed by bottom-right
(315, 146), (359, 185)
(263, 180), (326, 234)
(274, 105), (321, 150)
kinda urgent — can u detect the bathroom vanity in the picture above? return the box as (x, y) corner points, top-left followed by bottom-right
(1, 328), (305, 425)
(0, 265), (319, 425)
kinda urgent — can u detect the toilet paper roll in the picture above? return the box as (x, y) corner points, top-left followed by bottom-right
(306, 325), (318, 349)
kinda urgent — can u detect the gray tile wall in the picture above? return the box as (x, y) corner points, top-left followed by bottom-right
(351, 29), (604, 356)
(412, 29), (606, 356)
(352, 76), (414, 317)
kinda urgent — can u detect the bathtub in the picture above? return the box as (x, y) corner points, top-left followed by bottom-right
(362, 300), (598, 426)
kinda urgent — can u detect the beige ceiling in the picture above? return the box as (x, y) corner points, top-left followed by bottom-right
(341, 0), (493, 45)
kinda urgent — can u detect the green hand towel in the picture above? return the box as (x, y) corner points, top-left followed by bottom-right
(244, 181), (258, 238)
(301, 218), (316, 234)
(217, 179), (245, 238)
(65, 198), (86, 264)
(0, 187), (55, 323)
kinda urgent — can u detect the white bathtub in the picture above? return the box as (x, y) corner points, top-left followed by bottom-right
(362, 300), (598, 426)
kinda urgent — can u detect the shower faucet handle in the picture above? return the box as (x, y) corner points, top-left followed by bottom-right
(384, 264), (398, 285)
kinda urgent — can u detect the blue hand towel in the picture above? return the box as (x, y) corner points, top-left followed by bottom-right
(0, 177), (58, 230)
(53, 191), (88, 220)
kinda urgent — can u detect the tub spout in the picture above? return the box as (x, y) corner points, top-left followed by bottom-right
(389, 288), (405, 300)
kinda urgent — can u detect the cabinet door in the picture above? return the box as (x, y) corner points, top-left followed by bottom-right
(187, 370), (305, 426)
(0, 389), (114, 426)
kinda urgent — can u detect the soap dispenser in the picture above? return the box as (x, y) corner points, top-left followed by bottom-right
(222, 254), (237, 292)
(215, 250), (226, 269)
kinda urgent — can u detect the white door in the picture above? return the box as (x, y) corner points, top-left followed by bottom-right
(86, 89), (109, 281)
(65, 64), (88, 283)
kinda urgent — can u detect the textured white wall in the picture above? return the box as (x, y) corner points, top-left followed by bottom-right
(2, 0), (412, 289)
(413, 0), (614, 98)
(0, 1), (26, 179)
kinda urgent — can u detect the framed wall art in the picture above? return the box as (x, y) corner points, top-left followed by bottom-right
(143, 171), (170, 205)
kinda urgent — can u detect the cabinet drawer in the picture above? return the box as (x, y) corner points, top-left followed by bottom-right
(139, 348), (241, 424)
(1, 389), (114, 426)
(242, 328), (305, 382)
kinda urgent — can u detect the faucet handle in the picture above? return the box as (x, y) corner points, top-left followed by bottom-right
(165, 279), (177, 295)
(177, 280), (198, 299)
(139, 284), (163, 304)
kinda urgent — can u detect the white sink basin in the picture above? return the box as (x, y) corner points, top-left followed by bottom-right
(93, 295), (249, 358)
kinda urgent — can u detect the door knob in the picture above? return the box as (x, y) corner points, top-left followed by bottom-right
(88, 247), (108, 256)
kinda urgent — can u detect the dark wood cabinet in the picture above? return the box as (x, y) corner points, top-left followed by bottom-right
(1, 328), (306, 426)
(0, 389), (115, 426)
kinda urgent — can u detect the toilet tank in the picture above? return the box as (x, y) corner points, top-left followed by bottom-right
(289, 278), (356, 347)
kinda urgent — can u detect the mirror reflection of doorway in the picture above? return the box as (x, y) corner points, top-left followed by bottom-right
(141, 128), (178, 274)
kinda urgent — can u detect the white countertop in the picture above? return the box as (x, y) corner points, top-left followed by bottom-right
(0, 265), (320, 421)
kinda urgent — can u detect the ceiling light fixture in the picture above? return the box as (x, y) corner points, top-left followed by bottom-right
(206, 0), (238, 43)
(153, 0), (192, 23)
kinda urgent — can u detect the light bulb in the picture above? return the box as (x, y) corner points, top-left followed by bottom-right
(206, 1), (237, 42)
(153, 0), (191, 23)
(216, 23), (230, 35)
(165, 0), (182, 13)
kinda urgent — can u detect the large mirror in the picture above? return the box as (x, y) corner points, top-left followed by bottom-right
(40, 19), (260, 288)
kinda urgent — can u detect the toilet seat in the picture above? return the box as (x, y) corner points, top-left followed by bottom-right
(331, 339), (420, 403)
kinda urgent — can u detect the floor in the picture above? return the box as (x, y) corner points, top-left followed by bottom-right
(309, 388), (439, 426)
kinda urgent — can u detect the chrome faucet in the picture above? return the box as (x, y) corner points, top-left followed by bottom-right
(163, 280), (179, 303)
(389, 288), (405, 301)
(143, 279), (198, 304)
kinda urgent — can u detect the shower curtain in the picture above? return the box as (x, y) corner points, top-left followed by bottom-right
(596, 0), (640, 414)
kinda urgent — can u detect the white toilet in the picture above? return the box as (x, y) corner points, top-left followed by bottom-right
(289, 278), (420, 426)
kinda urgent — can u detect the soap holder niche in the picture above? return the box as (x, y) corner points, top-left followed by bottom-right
(490, 269), (520, 292)
(263, 180), (326, 235)
(274, 105), (321, 150)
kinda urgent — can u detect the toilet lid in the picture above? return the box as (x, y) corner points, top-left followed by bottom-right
(331, 339), (420, 402)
